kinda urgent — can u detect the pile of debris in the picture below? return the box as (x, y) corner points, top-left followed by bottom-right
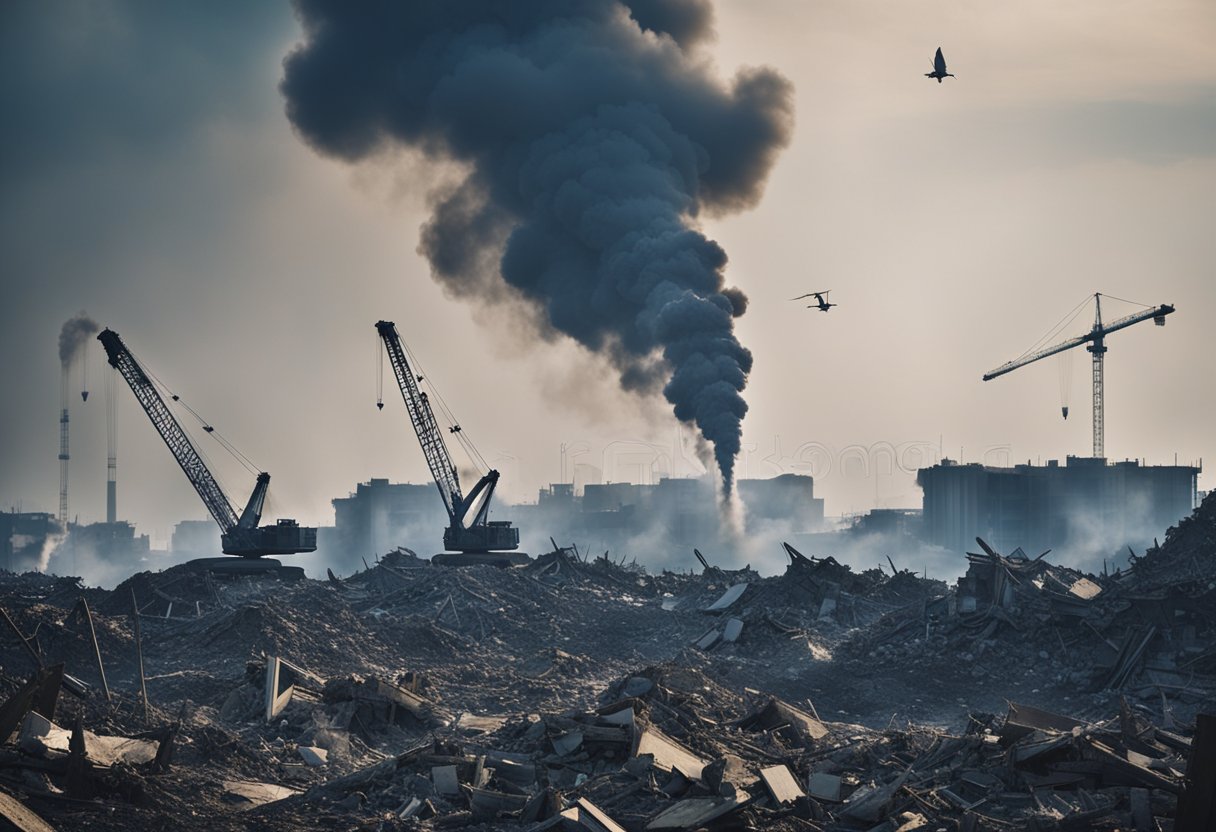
(240, 660), (1206, 831)
(844, 529), (1216, 734)
(1127, 492), (1216, 592)
(1, 507), (1212, 830)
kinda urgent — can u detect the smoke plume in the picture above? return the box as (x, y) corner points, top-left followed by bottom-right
(280, 0), (793, 493)
(58, 313), (99, 367)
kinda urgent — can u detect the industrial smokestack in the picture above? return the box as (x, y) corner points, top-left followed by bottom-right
(281, 0), (793, 494)
(57, 313), (99, 523)
(59, 370), (69, 524)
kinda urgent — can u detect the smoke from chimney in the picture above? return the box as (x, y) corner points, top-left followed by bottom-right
(280, 0), (793, 493)
(59, 313), (99, 367)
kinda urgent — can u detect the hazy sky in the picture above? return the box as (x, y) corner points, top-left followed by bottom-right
(2, 0), (1213, 547)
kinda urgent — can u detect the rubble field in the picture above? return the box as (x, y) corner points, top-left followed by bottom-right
(2, 494), (1215, 831)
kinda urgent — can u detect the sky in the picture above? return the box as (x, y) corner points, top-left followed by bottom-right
(1, 0), (1213, 549)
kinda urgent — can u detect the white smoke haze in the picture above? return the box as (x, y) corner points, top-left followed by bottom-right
(1056, 491), (1163, 575)
(12, 530), (66, 574)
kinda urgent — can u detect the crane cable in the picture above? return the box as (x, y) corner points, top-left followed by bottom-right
(128, 346), (262, 483)
(1013, 292), (1155, 421)
(376, 331), (384, 408)
(1015, 292), (1157, 364)
(399, 339), (491, 475)
(1012, 294), (1091, 363)
(1099, 293), (1153, 310)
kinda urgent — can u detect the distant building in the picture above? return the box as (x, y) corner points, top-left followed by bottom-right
(737, 474), (823, 526)
(851, 508), (923, 538)
(520, 474), (824, 561)
(317, 473), (825, 573)
(328, 479), (449, 569)
(917, 457), (1200, 558)
(1, 511), (61, 572)
(171, 519), (221, 557)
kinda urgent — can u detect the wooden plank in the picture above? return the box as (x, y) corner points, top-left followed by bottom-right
(567, 797), (628, 832)
(130, 589), (149, 721)
(0, 790), (56, 832)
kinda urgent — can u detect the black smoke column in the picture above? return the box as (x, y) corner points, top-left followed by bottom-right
(281, 0), (793, 494)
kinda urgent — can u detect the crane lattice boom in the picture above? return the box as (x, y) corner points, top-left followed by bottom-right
(375, 321), (464, 518)
(99, 329), (240, 532)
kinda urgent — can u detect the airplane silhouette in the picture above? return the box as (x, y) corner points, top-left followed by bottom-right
(925, 47), (954, 83)
(791, 291), (836, 312)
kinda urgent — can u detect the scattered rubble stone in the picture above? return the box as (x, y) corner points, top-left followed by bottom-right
(1, 511), (1213, 830)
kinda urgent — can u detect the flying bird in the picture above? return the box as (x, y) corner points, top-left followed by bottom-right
(925, 47), (954, 83)
(791, 291), (836, 312)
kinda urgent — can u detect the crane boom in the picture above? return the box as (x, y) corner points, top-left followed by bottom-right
(375, 321), (519, 554)
(99, 328), (316, 558)
(98, 329), (240, 532)
(982, 294), (1174, 458)
(982, 303), (1173, 381)
(375, 321), (463, 518)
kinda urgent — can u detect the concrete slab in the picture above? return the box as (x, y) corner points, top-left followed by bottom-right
(645, 796), (739, 829)
(760, 764), (805, 804)
(552, 730), (584, 756)
(635, 728), (706, 780)
(432, 764), (461, 796)
(706, 583), (748, 611)
(809, 772), (842, 801)
(298, 746), (328, 766)
(19, 712), (157, 766)
(223, 780), (300, 809)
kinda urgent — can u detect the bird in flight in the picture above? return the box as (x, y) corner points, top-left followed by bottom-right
(925, 47), (954, 83)
(791, 291), (836, 312)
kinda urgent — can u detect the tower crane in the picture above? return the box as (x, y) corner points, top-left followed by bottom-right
(982, 294), (1175, 458)
(375, 320), (526, 567)
(98, 328), (316, 572)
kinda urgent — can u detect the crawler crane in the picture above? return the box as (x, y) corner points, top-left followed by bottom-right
(375, 320), (526, 567)
(99, 328), (316, 577)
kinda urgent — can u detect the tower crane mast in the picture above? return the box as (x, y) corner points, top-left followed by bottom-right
(982, 294), (1174, 458)
(98, 328), (316, 559)
(375, 321), (522, 562)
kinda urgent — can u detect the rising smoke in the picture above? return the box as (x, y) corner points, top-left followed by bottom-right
(58, 313), (99, 367)
(280, 0), (793, 494)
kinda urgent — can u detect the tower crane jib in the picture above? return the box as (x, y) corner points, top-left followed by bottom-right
(982, 294), (1174, 459)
